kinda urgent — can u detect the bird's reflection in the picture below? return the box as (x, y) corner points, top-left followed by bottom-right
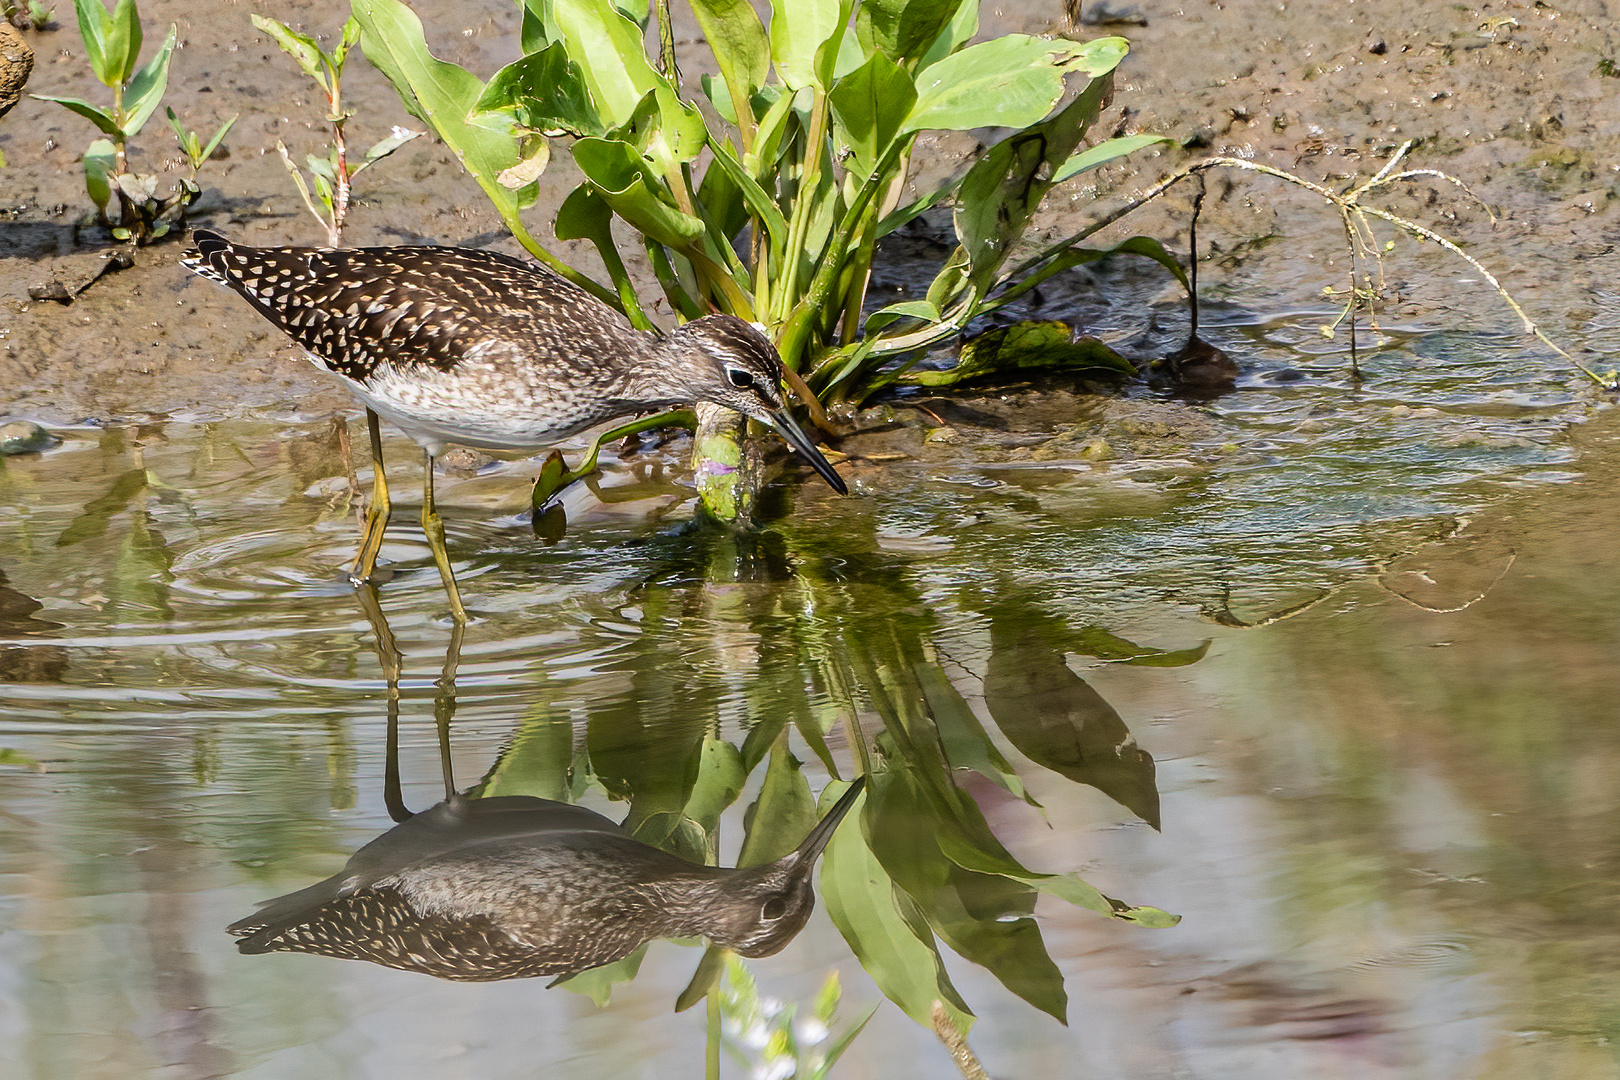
(229, 587), (863, 982)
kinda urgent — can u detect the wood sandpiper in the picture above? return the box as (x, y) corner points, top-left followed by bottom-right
(184, 230), (846, 621)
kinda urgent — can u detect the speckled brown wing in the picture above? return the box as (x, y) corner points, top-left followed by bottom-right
(230, 885), (579, 982)
(183, 231), (630, 382)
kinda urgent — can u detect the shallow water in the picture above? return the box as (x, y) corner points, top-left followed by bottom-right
(3, 308), (1616, 1078)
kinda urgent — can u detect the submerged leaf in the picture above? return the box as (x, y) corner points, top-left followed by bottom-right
(899, 321), (1132, 387)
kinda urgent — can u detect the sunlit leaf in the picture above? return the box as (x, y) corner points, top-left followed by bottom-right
(688, 0), (768, 132)
(33, 94), (122, 136)
(252, 14), (330, 88)
(473, 43), (604, 137)
(573, 136), (704, 248)
(1053, 133), (1173, 183)
(769, 0), (853, 91)
(953, 72), (1112, 291)
(704, 136), (789, 255)
(855, 0), (969, 66)
(904, 36), (1127, 135)
(352, 0), (538, 217)
(121, 24), (176, 138)
(828, 51), (915, 178)
(542, 0), (661, 128)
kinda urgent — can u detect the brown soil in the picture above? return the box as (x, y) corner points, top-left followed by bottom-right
(1, 0), (1615, 426)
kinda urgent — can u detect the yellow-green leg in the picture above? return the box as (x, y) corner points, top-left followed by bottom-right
(420, 450), (468, 624)
(351, 408), (391, 584)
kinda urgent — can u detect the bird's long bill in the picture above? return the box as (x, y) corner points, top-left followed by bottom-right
(793, 776), (867, 864)
(766, 409), (848, 494)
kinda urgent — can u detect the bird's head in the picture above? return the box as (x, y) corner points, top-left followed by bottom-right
(668, 315), (847, 494)
(705, 777), (866, 957)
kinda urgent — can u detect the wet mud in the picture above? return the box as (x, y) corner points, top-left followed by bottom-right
(1, 0), (1615, 428)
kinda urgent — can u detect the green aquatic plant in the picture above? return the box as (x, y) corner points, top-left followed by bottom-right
(347, 0), (1176, 523)
(252, 14), (420, 245)
(33, 0), (230, 242)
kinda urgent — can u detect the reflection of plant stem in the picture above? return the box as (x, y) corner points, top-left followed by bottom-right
(706, 991), (722, 1080)
(932, 1002), (990, 1080)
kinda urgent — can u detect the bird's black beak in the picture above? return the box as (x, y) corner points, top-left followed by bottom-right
(765, 408), (848, 494)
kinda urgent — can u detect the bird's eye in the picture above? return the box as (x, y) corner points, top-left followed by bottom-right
(726, 367), (755, 390)
(761, 897), (787, 921)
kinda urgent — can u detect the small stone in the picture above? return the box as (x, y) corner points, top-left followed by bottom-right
(924, 426), (959, 443)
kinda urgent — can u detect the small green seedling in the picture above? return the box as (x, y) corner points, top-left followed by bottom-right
(166, 105), (236, 175)
(253, 14), (419, 245)
(33, 0), (226, 242)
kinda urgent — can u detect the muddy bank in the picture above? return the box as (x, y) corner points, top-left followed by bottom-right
(0, 0), (1615, 426)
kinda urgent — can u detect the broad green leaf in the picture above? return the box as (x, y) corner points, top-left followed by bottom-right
(55, 468), (148, 547)
(673, 944), (726, 1011)
(105, 0), (142, 85)
(817, 780), (974, 1031)
(615, 84), (709, 175)
(917, 0), (978, 70)
(855, 0), (968, 66)
(688, 0), (769, 130)
(828, 51), (915, 178)
(120, 24), (176, 138)
(704, 135), (788, 253)
(953, 72), (1111, 290)
(1054, 133), (1173, 183)
(735, 738), (816, 867)
(862, 298), (938, 334)
(768, 0), (853, 91)
(33, 94), (122, 136)
(554, 183), (648, 323)
(573, 136), (705, 248)
(359, 125), (420, 167)
(903, 35), (1128, 134)
(1035, 874), (1180, 927)
(473, 43), (605, 137)
(252, 14), (330, 88)
(72, 0), (114, 86)
(983, 605), (1161, 829)
(83, 138), (115, 213)
(472, 706), (582, 802)
(352, 0), (537, 218)
(545, 0), (662, 127)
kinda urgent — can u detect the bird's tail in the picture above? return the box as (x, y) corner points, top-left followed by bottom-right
(181, 229), (235, 286)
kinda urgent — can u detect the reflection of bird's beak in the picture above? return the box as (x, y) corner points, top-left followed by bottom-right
(792, 776), (866, 865)
(765, 408), (848, 494)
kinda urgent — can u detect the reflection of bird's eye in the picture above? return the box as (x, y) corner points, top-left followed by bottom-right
(761, 896), (787, 921)
(727, 368), (755, 390)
